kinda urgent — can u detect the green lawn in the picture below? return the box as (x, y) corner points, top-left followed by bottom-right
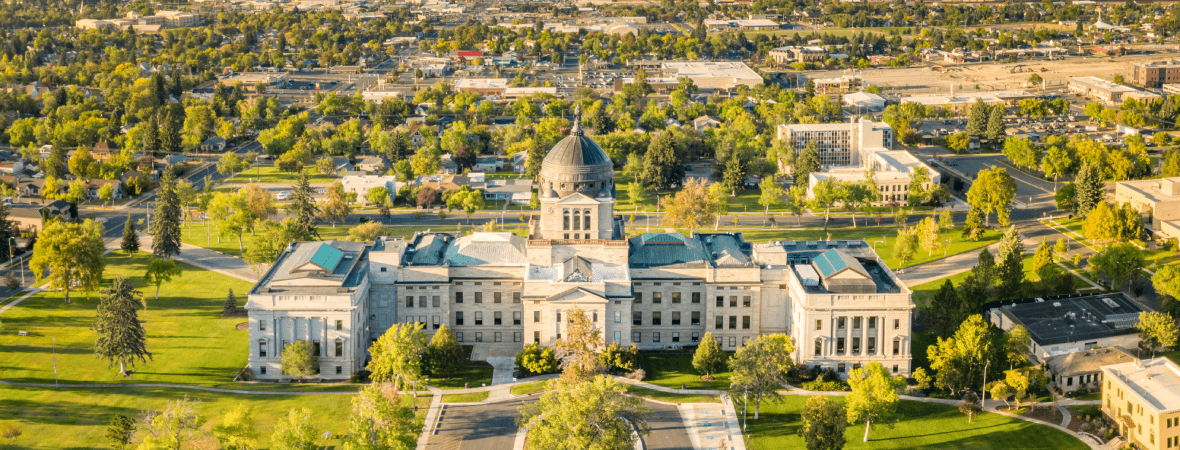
(739, 396), (1088, 450)
(623, 385), (720, 404)
(0, 253), (268, 388)
(0, 385), (428, 449)
(442, 391), (490, 403)
(510, 380), (551, 395)
(179, 222), (443, 258)
(640, 352), (732, 390)
(224, 164), (338, 185)
(429, 364), (494, 390)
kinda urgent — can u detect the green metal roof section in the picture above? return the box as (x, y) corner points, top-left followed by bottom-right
(812, 249), (848, 278)
(628, 233), (708, 268)
(309, 243), (345, 271)
(641, 233), (685, 243)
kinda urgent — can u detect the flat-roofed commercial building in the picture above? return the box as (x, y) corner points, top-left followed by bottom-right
(990, 293), (1145, 362)
(1068, 76), (1160, 106)
(776, 118), (893, 169)
(1101, 358), (1180, 450)
(615, 61), (762, 93)
(809, 149), (939, 205)
(1115, 177), (1180, 235)
(1134, 61), (1180, 89)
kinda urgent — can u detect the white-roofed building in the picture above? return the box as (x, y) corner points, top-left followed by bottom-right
(1101, 358), (1180, 449)
(843, 92), (886, 111)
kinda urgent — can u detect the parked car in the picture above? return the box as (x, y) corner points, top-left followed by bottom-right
(276, 191), (290, 200)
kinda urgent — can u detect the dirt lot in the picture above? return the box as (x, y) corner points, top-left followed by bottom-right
(807, 51), (1180, 93)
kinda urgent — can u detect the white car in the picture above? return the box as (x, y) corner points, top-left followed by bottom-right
(276, 191), (291, 201)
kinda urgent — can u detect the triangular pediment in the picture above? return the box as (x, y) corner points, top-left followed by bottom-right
(546, 287), (608, 304)
(554, 193), (599, 204)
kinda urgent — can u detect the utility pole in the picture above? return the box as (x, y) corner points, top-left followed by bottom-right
(53, 338), (59, 389)
(981, 359), (990, 404)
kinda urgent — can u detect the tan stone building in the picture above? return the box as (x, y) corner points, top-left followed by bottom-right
(1101, 358), (1180, 450)
(246, 112), (914, 380)
(1114, 177), (1180, 235)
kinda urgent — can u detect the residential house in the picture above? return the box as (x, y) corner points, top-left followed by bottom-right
(692, 116), (721, 132)
(9, 200), (75, 233)
(199, 137), (227, 152)
(512, 152), (528, 173)
(356, 156), (390, 174)
(342, 174), (398, 204)
(1045, 347), (1135, 394)
(474, 156), (503, 172)
(332, 157), (355, 174)
(86, 179), (125, 201)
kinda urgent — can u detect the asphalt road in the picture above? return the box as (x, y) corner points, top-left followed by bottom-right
(426, 397), (691, 450)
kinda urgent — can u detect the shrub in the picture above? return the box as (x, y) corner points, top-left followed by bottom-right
(515, 343), (558, 376)
(349, 370), (372, 383)
(800, 380), (849, 391)
(626, 369), (646, 380)
(598, 342), (639, 372)
(237, 367), (254, 381)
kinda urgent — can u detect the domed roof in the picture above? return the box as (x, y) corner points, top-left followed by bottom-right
(538, 106), (615, 197)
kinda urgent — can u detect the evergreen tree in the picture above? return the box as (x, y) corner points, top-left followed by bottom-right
(1074, 163), (1105, 216)
(120, 217), (139, 256)
(986, 105), (1005, 141)
(158, 108), (182, 155)
(106, 414), (135, 450)
(795, 141), (820, 184)
(966, 99), (988, 137)
(425, 324), (465, 378)
(285, 173), (320, 240)
(927, 279), (964, 338)
(93, 277), (151, 375)
(995, 226), (1025, 300)
(223, 289), (238, 316)
(640, 132), (685, 191)
(142, 113), (159, 154)
(45, 144), (67, 180)
(151, 170), (183, 260)
(0, 201), (15, 260)
(976, 248), (997, 287)
(150, 72), (167, 106)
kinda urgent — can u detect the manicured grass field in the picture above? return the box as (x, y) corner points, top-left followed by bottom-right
(739, 396), (1089, 450)
(0, 253), (263, 388)
(640, 352), (732, 390)
(510, 380), (551, 396)
(429, 364), (495, 390)
(0, 385), (429, 450)
(442, 391), (490, 403)
(623, 385), (719, 404)
(224, 164), (337, 185)
(178, 222), (444, 258)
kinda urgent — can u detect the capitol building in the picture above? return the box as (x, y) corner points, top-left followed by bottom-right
(244, 114), (915, 380)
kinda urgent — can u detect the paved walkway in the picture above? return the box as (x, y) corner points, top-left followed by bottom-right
(488, 357), (516, 386)
(134, 235), (261, 283)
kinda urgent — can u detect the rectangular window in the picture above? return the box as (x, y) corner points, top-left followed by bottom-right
(432, 296), (440, 307)
(634, 293), (642, 303)
(715, 315), (723, 329)
(691, 311), (700, 326)
(432, 316), (440, 330)
(852, 337), (861, 355)
(716, 296), (724, 307)
(312, 341), (321, 356)
(494, 311), (502, 325)
(259, 342), (267, 357)
(513, 332), (521, 343)
(838, 317), (846, 329)
(406, 296), (414, 307)
(337, 366), (343, 374)
(419, 296), (426, 308)
(893, 340), (900, 355)
(261, 367), (267, 375)
(335, 341), (343, 357)
(672, 312), (681, 325)
(653, 332), (661, 343)
(455, 312), (464, 325)
(494, 292), (502, 304)
(894, 319), (900, 330)
(457, 332), (464, 342)
(743, 296), (751, 307)
(653, 292), (662, 304)
(837, 337), (846, 355)
(816, 319), (822, 331)
(692, 292), (701, 304)
(593, 311), (598, 323)
(475, 312), (483, 326)
(868, 317), (877, 329)
(692, 332), (699, 342)
(475, 292), (483, 303)
(652, 312), (662, 325)
(260, 320), (266, 331)
(513, 292), (521, 303)
(633, 312), (642, 326)
(814, 340), (822, 356)
(867, 337), (876, 355)
(838, 363), (845, 373)
(475, 332), (483, 342)
(672, 332), (680, 342)
(728, 337), (736, 347)
(614, 331), (621, 344)
(533, 331), (540, 343)
(853, 317), (862, 329)
(455, 292), (463, 303)
(336, 320), (342, 331)
(534, 311), (540, 323)
(513, 311), (522, 325)
(729, 316), (737, 329)
(633, 332), (642, 343)
(729, 296), (737, 307)
(419, 315), (427, 325)
(615, 311), (622, 323)
(742, 316), (751, 329)
(494, 332), (502, 342)
(672, 292), (681, 304)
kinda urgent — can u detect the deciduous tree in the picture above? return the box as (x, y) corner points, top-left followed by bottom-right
(556, 306), (605, 382)
(271, 408), (317, 450)
(31, 219), (106, 303)
(211, 404), (258, 450)
(1088, 243), (1145, 289)
(1137, 311), (1179, 359)
(517, 376), (649, 450)
(729, 334), (794, 419)
(799, 395), (847, 450)
(345, 382), (418, 450)
(692, 332), (726, 378)
(959, 391), (982, 423)
(107, 414), (135, 450)
(137, 398), (204, 450)
(663, 178), (717, 235)
(425, 324), (465, 379)
(143, 257), (182, 305)
(846, 361), (906, 442)
(368, 322), (428, 389)
(281, 340), (319, 380)
(321, 180), (352, 227)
